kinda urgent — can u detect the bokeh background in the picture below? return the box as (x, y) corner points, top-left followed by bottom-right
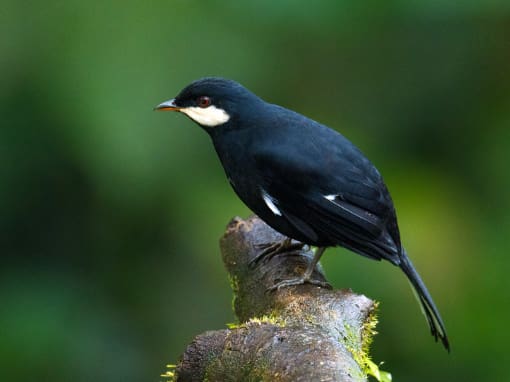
(1, 1), (509, 381)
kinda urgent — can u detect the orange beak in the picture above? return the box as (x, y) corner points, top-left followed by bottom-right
(154, 98), (180, 111)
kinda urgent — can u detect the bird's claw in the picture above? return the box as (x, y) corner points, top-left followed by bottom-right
(250, 239), (305, 267)
(267, 277), (332, 292)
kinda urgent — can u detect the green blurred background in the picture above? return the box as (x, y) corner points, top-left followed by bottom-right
(1, 1), (509, 381)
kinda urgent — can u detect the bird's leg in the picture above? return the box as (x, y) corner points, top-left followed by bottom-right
(250, 238), (305, 266)
(268, 246), (331, 290)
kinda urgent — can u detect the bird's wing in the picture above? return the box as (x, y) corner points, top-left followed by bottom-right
(254, 142), (400, 261)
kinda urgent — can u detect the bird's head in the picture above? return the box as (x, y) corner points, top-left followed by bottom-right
(155, 77), (261, 129)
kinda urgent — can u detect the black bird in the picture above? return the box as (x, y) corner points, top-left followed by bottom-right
(155, 77), (449, 351)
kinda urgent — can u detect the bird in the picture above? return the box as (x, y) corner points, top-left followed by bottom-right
(155, 77), (449, 351)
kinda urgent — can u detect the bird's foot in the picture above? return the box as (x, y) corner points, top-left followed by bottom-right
(250, 238), (306, 266)
(267, 276), (332, 291)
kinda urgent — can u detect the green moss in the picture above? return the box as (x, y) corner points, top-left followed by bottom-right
(226, 321), (241, 329)
(227, 312), (286, 330)
(228, 274), (240, 313)
(160, 364), (177, 382)
(343, 302), (392, 382)
(247, 314), (286, 327)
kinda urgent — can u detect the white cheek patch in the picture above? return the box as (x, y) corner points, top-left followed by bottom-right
(180, 106), (230, 127)
(262, 189), (282, 216)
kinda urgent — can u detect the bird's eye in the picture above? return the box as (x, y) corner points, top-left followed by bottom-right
(197, 96), (211, 108)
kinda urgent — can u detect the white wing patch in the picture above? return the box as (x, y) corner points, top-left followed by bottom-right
(262, 189), (282, 216)
(180, 105), (230, 127)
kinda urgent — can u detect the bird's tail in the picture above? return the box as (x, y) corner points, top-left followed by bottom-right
(399, 249), (450, 351)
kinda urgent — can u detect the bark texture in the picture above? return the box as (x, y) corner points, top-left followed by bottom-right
(174, 216), (377, 382)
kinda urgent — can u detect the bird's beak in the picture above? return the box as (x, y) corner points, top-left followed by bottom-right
(154, 99), (180, 111)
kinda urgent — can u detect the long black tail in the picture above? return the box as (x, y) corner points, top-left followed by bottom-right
(399, 249), (450, 351)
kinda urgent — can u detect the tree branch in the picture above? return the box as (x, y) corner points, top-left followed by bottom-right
(173, 216), (381, 382)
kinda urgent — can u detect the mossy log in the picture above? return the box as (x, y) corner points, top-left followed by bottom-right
(173, 216), (383, 382)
